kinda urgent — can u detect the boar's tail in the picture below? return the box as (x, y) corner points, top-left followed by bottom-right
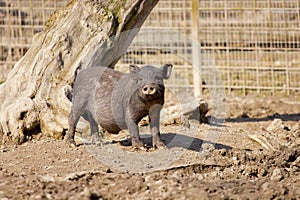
(65, 85), (73, 102)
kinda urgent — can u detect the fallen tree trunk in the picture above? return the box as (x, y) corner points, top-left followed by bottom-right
(0, 0), (159, 144)
(161, 99), (209, 126)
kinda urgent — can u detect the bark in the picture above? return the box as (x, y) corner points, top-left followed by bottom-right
(0, 0), (159, 144)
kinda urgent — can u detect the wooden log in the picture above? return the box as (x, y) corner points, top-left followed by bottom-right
(161, 99), (209, 126)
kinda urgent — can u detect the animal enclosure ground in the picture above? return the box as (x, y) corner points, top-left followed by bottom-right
(0, 93), (300, 199)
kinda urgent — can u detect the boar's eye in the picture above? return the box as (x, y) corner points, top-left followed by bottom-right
(154, 75), (163, 81)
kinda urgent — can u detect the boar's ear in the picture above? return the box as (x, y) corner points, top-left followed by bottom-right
(161, 64), (173, 79)
(129, 64), (140, 74)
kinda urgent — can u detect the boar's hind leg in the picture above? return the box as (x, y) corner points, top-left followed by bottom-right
(86, 112), (103, 145)
(149, 105), (166, 149)
(65, 108), (80, 147)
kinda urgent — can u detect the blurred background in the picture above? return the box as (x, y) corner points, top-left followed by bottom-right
(0, 0), (299, 96)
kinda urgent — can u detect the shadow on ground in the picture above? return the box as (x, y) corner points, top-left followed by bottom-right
(119, 132), (232, 152)
(225, 113), (300, 123)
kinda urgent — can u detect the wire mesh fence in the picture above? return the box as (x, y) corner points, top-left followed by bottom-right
(0, 0), (66, 81)
(196, 0), (300, 94)
(0, 0), (299, 95)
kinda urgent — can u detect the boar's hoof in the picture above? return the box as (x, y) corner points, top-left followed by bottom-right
(65, 138), (77, 148)
(131, 139), (145, 148)
(153, 142), (167, 150)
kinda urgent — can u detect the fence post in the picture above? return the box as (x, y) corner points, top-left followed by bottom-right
(191, 0), (201, 98)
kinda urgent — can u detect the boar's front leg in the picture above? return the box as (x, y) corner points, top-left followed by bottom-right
(125, 114), (144, 148)
(149, 104), (166, 149)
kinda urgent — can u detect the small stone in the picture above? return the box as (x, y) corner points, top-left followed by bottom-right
(292, 123), (299, 132)
(219, 148), (227, 156)
(0, 191), (7, 199)
(201, 143), (215, 152)
(267, 119), (285, 133)
(135, 180), (142, 190)
(260, 182), (269, 192)
(270, 168), (284, 181)
(40, 175), (55, 182)
(29, 194), (42, 200)
(0, 148), (7, 153)
(293, 156), (300, 167)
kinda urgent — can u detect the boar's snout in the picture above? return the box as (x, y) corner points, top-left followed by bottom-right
(142, 84), (158, 96)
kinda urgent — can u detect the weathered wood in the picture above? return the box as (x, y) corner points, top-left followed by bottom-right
(0, 0), (159, 144)
(161, 99), (209, 126)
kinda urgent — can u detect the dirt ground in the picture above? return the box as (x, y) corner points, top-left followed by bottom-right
(0, 92), (300, 200)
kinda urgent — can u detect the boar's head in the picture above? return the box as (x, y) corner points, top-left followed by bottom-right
(129, 64), (173, 102)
